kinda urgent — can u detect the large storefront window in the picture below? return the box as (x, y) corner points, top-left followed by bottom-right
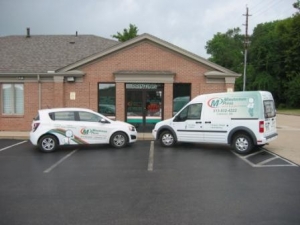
(2, 84), (24, 115)
(173, 83), (191, 115)
(98, 83), (116, 118)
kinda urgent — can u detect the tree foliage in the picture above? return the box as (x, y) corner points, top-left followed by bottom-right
(205, 28), (244, 72)
(112, 24), (139, 42)
(205, 11), (300, 108)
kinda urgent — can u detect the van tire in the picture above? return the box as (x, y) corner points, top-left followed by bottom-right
(110, 132), (128, 148)
(38, 135), (58, 152)
(160, 131), (176, 147)
(232, 133), (253, 155)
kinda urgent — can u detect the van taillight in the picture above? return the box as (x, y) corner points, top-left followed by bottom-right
(259, 121), (264, 133)
(33, 123), (40, 132)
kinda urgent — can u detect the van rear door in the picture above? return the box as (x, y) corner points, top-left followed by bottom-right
(263, 100), (277, 137)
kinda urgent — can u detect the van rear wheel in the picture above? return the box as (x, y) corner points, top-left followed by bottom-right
(160, 131), (176, 147)
(232, 133), (253, 155)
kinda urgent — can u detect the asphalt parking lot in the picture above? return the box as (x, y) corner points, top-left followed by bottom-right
(0, 139), (300, 225)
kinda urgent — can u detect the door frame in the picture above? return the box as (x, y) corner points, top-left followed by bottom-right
(125, 83), (164, 132)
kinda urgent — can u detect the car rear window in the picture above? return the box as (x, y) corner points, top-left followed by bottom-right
(49, 111), (75, 121)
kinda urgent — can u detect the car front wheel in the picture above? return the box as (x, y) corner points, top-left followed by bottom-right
(110, 132), (128, 148)
(38, 135), (58, 152)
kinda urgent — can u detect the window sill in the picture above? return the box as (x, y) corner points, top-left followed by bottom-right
(1, 114), (24, 118)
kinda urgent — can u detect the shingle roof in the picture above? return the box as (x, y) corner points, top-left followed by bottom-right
(0, 35), (119, 73)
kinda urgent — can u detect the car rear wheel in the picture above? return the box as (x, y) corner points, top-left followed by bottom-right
(110, 132), (128, 148)
(38, 135), (58, 152)
(160, 130), (176, 147)
(232, 133), (253, 155)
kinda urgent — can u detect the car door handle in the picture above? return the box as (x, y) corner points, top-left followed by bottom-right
(196, 122), (202, 124)
(205, 121), (211, 124)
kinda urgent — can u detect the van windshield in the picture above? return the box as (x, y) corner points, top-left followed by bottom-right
(263, 100), (276, 118)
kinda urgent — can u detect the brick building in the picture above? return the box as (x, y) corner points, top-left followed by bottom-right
(0, 31), (240, 132)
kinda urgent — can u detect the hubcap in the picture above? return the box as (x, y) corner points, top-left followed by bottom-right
(42, 138), (55, 151)
(236, 137), (248, 152)
(113, 134), (125, 147)
(162, 133), (174, 146)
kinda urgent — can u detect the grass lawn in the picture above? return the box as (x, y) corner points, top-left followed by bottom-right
(277, 109), (300, 116)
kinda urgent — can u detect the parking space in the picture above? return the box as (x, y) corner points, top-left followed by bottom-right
(232, 148), (298, 168)
(0, 139), (300, 225)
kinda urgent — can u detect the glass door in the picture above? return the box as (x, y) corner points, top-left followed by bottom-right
(126, 84), (163, 132)
(145, 90), (162, 132)
(126, 90), (144, 131)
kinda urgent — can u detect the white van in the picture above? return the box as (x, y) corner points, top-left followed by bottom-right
(152, 91), (278, 154)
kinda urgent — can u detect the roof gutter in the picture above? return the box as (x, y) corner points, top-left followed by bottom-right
(0, 70), (85, 82)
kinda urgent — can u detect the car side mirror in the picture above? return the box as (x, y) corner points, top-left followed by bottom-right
(100, 118), (109, 123)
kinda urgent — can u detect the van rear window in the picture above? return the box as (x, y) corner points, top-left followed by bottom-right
(263, 100), (276, 118)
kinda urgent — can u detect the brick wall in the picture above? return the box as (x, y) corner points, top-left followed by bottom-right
(1, 40), (233, 131)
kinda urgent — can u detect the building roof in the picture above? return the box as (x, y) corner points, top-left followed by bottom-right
(0, 34), (119, 73)
(0, 32), (239, 78)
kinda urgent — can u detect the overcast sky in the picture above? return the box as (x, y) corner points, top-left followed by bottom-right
(0, 0), (297, 58)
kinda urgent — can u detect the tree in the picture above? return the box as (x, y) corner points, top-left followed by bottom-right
(205, 28), (244, 73)
(112, 24), (139, 42)
(205, 5), (300, 108)
(293, 0), (300, 11)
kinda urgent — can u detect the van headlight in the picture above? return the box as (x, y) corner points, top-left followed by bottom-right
(128, 126), (136, 131)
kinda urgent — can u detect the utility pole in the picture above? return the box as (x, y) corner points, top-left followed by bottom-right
(243, 6), (251, 91)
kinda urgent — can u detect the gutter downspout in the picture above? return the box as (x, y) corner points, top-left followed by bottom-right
(37, 74), (41, 109)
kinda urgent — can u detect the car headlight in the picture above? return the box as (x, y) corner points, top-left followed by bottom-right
(128, 126), (136, 131)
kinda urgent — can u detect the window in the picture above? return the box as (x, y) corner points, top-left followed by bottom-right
(173, 83), (191, 115)
(175, 103), (202, 121)
(264, 100), (276, 118)
(50, 111), (75, 121)
(187, 104), (202, 120)
(2, 84), (24, 115)
(78, 111), (102, 122)
(98, 83), (116, 117)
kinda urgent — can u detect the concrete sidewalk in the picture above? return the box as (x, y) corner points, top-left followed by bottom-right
(0, 114), (299, 165)
(0, 131), (154, 141)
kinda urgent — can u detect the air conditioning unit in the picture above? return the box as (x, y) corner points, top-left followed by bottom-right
(66, 77), (75, 82)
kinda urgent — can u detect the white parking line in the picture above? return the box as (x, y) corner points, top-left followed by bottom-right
(148, 141), (154, 171)
(44, 149), (78, 173)
(0, 141), (27, 152)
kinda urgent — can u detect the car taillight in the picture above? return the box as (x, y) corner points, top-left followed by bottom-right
(259, 121), (264, 133)
(32, 123), (40, 132)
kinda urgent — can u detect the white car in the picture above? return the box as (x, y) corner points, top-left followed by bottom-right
(30, 108), (137, 152)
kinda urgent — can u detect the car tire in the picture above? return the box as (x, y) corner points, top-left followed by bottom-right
(232, 133), (253, 155)
(160, 130), (176, 147)
(110, 132), (128, 148)
(38, 135), (58, 153)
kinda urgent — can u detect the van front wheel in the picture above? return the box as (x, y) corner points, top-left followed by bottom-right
(160, 131), (176, 147)
(232, 133), (253, 155)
